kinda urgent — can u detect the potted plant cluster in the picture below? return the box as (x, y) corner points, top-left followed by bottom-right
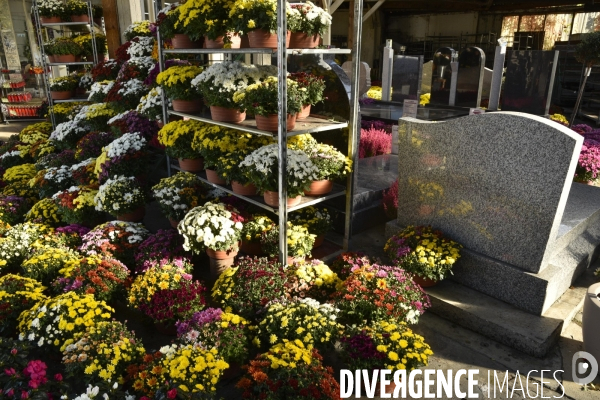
(93, 176), (148, 222)
(261, 221), (315, 263)
(52, 186), (104, 227)
(65, 0), (90, 22)
(37, 0), (65, 24)
(228, 0), (289, 48)
(240, 214), (274, 255)
(176, 0), (240, 48)
(158, 119), (205, 172)
(384, 225), (463, 287)
(304, 143), (351, 195)
(156, 65), (204, 113)
(290, 206), (332, 247)
(192, 61), (270, 123)
(239, 144), (319, 206)
(233, 76), (304, 132)
(288, 1), (332, 48)
(44, 38), (83, 63)
(49, 76), (78, 100)
(289, 71), (327, 119)
(79, 220), (149, 267)
(152, 171), (210, 227)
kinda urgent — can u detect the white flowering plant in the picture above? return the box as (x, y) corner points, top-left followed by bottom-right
(79, 221), (150, 267)
(78, 72), (94, 90)
(178, 202), (244, 253)
(0, 222), (54, 270)
(95, 132), (148, 183)
(126, 36), (154, 58)
(87, 80), (114, 103)
(106, 78), (150, 113)
(29, 165), (75, 199)
(304, 142), (352, 180)
(239, 144), (319, 197)
(192, 61), (270, 108)
(37, 0), (65, 18)
(136, 87), (171, 121)
(94, 176), (148, 216)
(152, 172), (210, 221)
(288, 1), (332, 37)
(17, 291), (113, 352)
(49, 120), (88, 150)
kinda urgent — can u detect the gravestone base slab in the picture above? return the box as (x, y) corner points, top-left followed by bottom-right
(385, 183), (600, 315)
(424, 267), (596, 358)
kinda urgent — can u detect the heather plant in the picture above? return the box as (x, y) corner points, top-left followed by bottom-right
(575, 139), (600, 183)
(359, 127), (392, 158)
(382, 178), (399, 219)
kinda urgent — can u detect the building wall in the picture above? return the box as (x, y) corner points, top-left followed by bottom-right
(8, 0), (32, 63)
(331, 9), (382, 72)
(384, 12), (479, 41)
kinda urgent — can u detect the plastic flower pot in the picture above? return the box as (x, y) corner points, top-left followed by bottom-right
(178, 158), (204, 172)
(210, 105), (246, 123)
(255, 114), (296, 133)
(172, 34), (203, 49)
(297, 104), (311, 120)
(263, 191), (302, 207)
(54, 54), (77, 63)
(289, 32), (321, 49)
(231, 181), (258, 196)
(304, 179), (333, 196)
(50, 91), (73, 100)
(172, 99), (203, 113)
(205, 169), (226, 185)
(40, 16), (61, 24)
(247, 29), (290, 49)
(413, 275), (437, 288)
(70, 14), (90, 23)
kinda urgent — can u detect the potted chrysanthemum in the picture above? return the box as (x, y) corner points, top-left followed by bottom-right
(288, 71), (327, 119)
(156, 65), (204, 113)
(49, 76), (78, 100)
(228, 0), (290, 48)
(303, 143), (352, 195)
(37, 0), (65, 23)
(176, 0), (239, 48)
(157, 120), (205, 172)
(233, 76), (304, 132)
(94, 176), (148, 222)
(287, 1), (332, 48)
(152, 171), (210, 227)
(239, 144), (318, 207)
(191, 61), (268, 123)
(178, 202), (244, 275)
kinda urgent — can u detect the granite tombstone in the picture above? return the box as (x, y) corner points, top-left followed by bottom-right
(390, 55), (423, 103)
(501, 50), (559, 115)
(455, 47), (485, 108)
(429, 47), (456, 105)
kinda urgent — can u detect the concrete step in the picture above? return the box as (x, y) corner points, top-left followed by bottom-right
(425, 267), (597, 358)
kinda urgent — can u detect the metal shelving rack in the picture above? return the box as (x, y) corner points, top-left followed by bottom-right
(153, 0), (363, 265)
(32, 0), (99, 128)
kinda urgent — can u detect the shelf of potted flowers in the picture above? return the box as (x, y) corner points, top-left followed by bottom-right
(178, 202), (245, 277)
(44, 38), (84, 63)
(156, 65), (204, 113)
(290, 206), (332, 248)
(158, 120), (205, 172)
(49, 76), (78, 100)
(152, 171), (210, 228)
(288, 1), (332, 48)
(176, 0), (240, 49)
(65, 0), (90, 22)
(228, 0), (289, 49)
(93, 176), (148, 222)
(384, 225), (463, 287)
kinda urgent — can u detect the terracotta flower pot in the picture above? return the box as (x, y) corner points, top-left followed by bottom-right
(70, 14), (90, 23)
(205, 36), (225, 49)
(206, 247), (239, 260)
(232, 181), (258, 196)
(304, 179), (333, 196)
(75, 87), (86, 96)
(40, 16), (61, 24)
(313, 234), (325, 248)
(228, 33), (242, 49)
(289, 32), (321, 49)
(263, 191), (302, 207)
(582, 282), (600, 364)
(169, 218), (180, 229)
(247, 29), (290, 49)
(210, 105), (246, 123)
(178, 158), (204, 172)
(154, 321), (177, 336)
(240, 34), (250, 48)
(241, 241), (263, 256)
(172, 34), (203, 49)
(116, 206), (145, 222)
(297, 104), (311, 120)
(255, 114), (296, 133)
(50, 91), (73, 100)
(47, 55), (56, 63)
(413, 275), (438, 288)
(172, 99), (203, 113)
(54, 54), (77, 63)
(206, 169), (226, 185)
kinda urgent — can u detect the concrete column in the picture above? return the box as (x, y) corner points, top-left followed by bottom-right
(102, 0), (120, 58)
(116, 0), (143, 43)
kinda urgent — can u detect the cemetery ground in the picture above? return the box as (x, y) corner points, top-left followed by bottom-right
(2, 122), (600, 400)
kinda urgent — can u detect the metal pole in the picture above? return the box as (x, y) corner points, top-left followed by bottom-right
(32, 0), (55, 128)
(153, 0), (171, 177)
(448, 51), (458, 106)
(88, 1), (98, 65)
(488, 39), (507, 111)
(277, 0), (288, 265)
(570, 65), (591, 127)
(344, 0), (363, 250)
